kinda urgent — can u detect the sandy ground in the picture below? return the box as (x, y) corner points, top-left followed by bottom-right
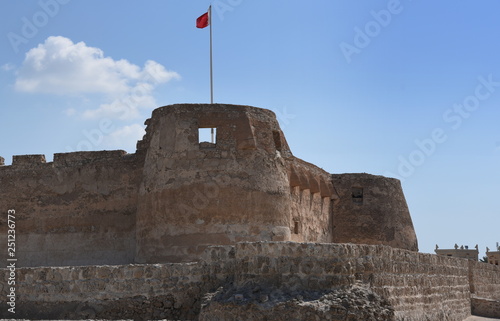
(464, 317), (500, 321)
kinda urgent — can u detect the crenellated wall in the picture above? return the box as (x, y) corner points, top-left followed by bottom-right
(0, 103), (418, 267)
(2, 242), (496, 320)
(286, 158), (335, 243)
(0, 150), (142, 267)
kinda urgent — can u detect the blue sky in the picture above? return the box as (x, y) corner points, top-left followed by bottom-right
(1, 0), (499, 257)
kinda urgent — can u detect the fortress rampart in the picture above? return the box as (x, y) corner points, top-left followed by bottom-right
(1, 242), (499, 320)
(0, 150), (140, 267)
(0, 104), (499, 319)
(0, 104), (417, 266)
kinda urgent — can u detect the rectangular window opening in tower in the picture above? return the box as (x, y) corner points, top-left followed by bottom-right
(199, 127), (217, 149)
(351, 187), (363, 204)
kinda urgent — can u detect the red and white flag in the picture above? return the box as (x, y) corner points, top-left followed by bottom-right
(196, 10), (209, 29)
(197, 6), (214, 104)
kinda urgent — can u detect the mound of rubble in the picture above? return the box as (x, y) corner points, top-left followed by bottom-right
(199, 283), (395, 321)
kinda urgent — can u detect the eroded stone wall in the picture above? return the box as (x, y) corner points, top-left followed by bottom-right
(0, 151), (142, 267)
(135, 104), (294, 263)
(332, 173), (418, 251)
(0, 104), (419, 267)
(469, 259), (500, 318)
(287, 158), (336, 244)
(0, 242), (484, 320)
(471, 298), (500, 319)
(0, 263), (209, 320)
(222, 242), (469, 321)
(469, 260), (500, 301)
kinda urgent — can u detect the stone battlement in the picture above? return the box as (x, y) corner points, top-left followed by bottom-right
(2, 150), (131, 168)
(53, 150), (130, 166)
(11, 154), (46, 167)
(0, 104), (417, 267)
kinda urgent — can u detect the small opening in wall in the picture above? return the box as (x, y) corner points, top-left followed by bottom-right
(199, 128), (216, 148)
(273, 131), (282, 151)
(351, 187), (363, 204)
(293, 221), (300, 234)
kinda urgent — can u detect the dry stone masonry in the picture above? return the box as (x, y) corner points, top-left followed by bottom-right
(0, 242), (499, 320)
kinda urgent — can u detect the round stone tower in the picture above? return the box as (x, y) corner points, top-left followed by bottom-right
(135, 104), (293, 263)
(331, 173), (418, 252)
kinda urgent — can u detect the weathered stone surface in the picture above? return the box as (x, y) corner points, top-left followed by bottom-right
(12, 154), (46, 167)
(469, 260), (500, 301)
(471, 297), (500, 319)
(135, 104), (294, 263)
(469, 260), (500, 318)
(287, 158), (334, 244)
(1, 242), (494, 320)
(199, 284), (395, 321)
(0, 150), (140, 267)
(0, 104), (419, 267)
(332, 173), (419, 251)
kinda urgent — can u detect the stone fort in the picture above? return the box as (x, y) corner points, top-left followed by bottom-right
(0, 104), (418, 266)
(0, 104), (499, 320)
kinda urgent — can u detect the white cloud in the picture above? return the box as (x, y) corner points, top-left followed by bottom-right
(2, 63), (15, 71)
(102, 123), (146, 152)
(15, 36), (180, 120)
(82, 82), (156, 120)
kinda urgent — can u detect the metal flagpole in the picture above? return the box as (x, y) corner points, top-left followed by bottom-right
(209, 5), (213, 105)
(209, 5), (214, 143)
